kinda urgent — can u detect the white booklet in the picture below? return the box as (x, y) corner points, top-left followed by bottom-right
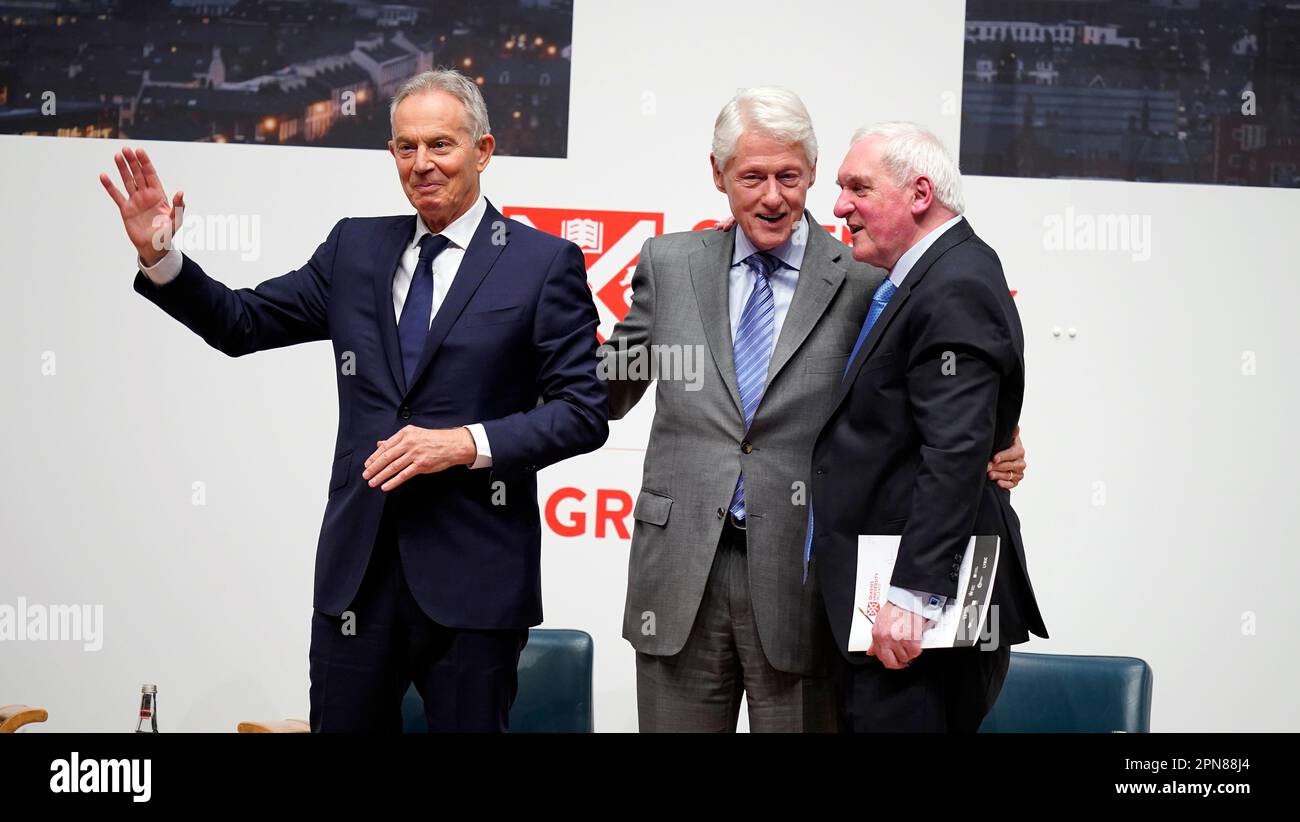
(847, 535), (1000, 652)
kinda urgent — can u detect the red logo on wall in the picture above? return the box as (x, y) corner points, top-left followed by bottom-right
(504, 207), (664, 341)
(545, 487), (634, 540)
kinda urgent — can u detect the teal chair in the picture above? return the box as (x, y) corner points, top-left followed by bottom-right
(980, 652), (1153, 733)
(402, 628), (594, 733)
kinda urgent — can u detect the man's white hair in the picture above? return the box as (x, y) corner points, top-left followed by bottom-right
(390, 68), (491, 141)
(850, 121), (964, 214)
(712, 87), (818, 169)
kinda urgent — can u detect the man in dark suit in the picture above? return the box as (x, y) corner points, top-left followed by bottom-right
(98, 69), (608, 732)
(809, 122), (1048, 733)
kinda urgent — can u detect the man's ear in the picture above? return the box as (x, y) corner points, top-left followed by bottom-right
(710, 153), (726, 193)
(912, 175), (935, 217)
(476, 133), (496, 172)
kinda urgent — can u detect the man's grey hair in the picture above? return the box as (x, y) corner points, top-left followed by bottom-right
(390, 68), (491, 142)
(712, 87), (818, 170)
(850, 121), (964, 214)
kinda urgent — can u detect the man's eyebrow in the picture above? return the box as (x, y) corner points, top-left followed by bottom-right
(736, 164), (805, 175)
(393, 132), (458, 144)
(838, 173), (868, 186)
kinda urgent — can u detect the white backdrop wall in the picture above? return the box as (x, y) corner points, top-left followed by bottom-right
(1, 0), (1295, 732)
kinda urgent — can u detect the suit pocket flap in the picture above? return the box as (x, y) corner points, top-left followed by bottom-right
(329, 450), (352, 493)
(460, 304), (525, 327)
(632, 490), (673, 526)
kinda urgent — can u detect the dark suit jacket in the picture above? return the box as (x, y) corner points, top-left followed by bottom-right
(133, 201), (608, 629)
(809, 218), (1047, 662)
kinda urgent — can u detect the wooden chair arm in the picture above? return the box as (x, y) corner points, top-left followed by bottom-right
(236, 719), (310, 733)
(0, 704), (49, 733)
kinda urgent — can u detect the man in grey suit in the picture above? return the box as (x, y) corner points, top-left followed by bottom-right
(602, 88), (1026, 732)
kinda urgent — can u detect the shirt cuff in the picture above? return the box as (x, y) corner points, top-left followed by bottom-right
(888, 587), (947, 621)
(138, 248), (182, 286)
(465, 423), (492, 469)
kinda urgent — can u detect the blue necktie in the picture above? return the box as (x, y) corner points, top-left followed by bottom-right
(727, 251), (780, 523)
(844, 277), (898, 378)
(803, 276), (898, 580)
(397, 233), (452, 388)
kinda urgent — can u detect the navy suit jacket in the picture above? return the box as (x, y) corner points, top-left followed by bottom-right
(809, 218), (1047, 662)
(133, 201), (608, 629)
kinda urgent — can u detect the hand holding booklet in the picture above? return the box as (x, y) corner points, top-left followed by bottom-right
(847, 535), (1000, 653)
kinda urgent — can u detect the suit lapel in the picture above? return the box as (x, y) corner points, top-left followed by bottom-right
(765, 218), (848, 386)
(831, 218), (974, 411)
(373, 215), (417, 394)
(406, 201), (509, 393)
(689, 229), (745, 419)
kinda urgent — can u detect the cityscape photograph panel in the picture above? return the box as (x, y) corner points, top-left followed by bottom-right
(0, 0), (574, 157)
(960, 0), (1300, 188)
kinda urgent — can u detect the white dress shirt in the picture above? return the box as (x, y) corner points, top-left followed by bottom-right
(137, 194), (496, 468)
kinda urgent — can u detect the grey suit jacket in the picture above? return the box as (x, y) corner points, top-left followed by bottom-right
(604, 215), (885, 675)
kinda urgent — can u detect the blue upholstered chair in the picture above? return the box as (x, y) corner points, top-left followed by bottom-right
(402, 628), (595, 733)
(980, 652), (1154, 733)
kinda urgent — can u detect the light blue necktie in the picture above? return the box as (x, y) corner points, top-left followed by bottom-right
(844, 277), (898, 378)
(803, 276), (898, 580)
(727, 252), (780, 523)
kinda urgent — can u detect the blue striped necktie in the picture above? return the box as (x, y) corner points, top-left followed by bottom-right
(804, 276), (898, 580)
(727, 251), (781, 523)
(397, 233), (452, 388)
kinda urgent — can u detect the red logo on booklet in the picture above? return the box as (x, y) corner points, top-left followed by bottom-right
(504, 207), (664, 341)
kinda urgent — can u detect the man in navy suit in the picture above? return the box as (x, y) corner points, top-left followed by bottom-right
(809, 122), (1047, 732)
(99, 69), (608, 732)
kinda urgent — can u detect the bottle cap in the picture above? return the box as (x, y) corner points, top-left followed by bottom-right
(141, 684), (157, 694)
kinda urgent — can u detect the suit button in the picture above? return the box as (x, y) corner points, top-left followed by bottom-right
(741, 441), (753, 454)
(399, 406), (411, 420)
(716, 507), (725, 519)
(815, 468), (825, 476)
(949, 571), (960, 581)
